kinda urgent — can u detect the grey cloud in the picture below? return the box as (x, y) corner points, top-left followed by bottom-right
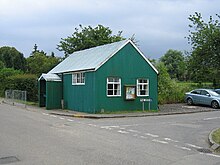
(0, 0), (219, 58)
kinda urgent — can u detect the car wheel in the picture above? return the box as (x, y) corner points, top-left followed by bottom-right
(211, 101), (219, 109)
(187, 98), (193, 105)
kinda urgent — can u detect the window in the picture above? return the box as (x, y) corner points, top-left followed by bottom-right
(72, 72), (85, 85)
(137, 79), (149, 96)
(107, 77), (121, 96)
(191, 90), (201, 95)
(201, 90), (209, 96)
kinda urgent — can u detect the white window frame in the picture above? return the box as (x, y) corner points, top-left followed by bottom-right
(72, 72), (85, 85)
(136, 79), (149, 96)
(106, 77), (121, 97)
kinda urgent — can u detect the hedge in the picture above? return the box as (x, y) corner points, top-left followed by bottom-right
(4, 74), (38, 101)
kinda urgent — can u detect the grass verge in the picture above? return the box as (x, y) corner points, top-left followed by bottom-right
(212, 128), (220, 145)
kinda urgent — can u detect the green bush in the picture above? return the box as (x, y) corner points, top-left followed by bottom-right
(0, 68), (23, 96)
(5, 74), (38, 101)
(156, 62), (215, 104)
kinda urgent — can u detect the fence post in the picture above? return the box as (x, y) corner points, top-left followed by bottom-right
(24, 91), (27, 108)
(12, 90), (15, 106)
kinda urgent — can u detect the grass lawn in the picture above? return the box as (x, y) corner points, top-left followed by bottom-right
(212, 128), (220, 145)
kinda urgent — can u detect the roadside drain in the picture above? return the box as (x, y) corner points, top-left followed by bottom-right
(0, 156), (19, 164)
(197, 148), (212, 153)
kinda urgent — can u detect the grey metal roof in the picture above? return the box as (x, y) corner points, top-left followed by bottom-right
(38, 73), (61, 81)
(48, 40), (158, 74)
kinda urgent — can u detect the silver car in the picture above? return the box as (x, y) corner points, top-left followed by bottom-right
(215, 89), (220, 95)
(185, 89), (220, 109)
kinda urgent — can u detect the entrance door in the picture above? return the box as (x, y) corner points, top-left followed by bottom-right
(39, 79), (46, 107)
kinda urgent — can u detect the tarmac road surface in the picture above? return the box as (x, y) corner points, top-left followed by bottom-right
(0, 103), (220, 165)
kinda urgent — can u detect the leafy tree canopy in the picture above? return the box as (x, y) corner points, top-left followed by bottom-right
(26, 51), (61, 76)
(0, 46), (26, 71)
(57, 24), (125, 57)
(187, 12), (220, 82)
(160, 49), (186, 81)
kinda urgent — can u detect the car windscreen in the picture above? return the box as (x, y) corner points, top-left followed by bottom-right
(209, 90), (220, 96)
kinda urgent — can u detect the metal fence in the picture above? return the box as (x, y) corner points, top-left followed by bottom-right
(5, 90), (27, 107)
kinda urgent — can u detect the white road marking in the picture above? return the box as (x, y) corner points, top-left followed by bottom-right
(164, 138), (179, 143)
(152, 139), (168, 144)
(145, 133), (159, 138)
(42, 113), (49, 116)
(118, 130), (129, 134)
(100, 126), (112, 130)
(59, 117), (65, 120)
(203, 116), (220, 121)
(88, 124), (97, 127)
(206, 153), (220, 158)
(175, 145), (191, 151)
(50, 115), (57, 118)
(180, 147), (191, 151)
(186, 143), (202, 149)
(133, 134), (138, 137)
(140, 136), (147, 139)
(101, 126), (119, 129)
(128, 129), (140, 133)
(67, 119), (74, 122)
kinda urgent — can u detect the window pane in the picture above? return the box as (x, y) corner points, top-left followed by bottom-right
(108, 77), (114, 82)
(140, 90), (146, 95)
(114, 78), (120, 82)
(72, 74), (76, 84)
(82, 77), (85, 83)
(108, 84), (113, 89)
(108, 90), (113, 95)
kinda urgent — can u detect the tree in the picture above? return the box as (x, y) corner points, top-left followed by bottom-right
(0, 46), (26, 71)
(32, 44), (38, 54)
(57, 24), (125, 57)
(26, 51), (61, 76)
(160, 49), (186, 81)
(187, 12), (220, 82)
(156, 62), (175, 104)
(0, 61), (5, 69)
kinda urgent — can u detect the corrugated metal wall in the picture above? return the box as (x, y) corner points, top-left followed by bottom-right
(62, 42), (158, 113)
(46, 81), (62, 110)
(63, 72), (96, 113)
(94, 42), (158, 112)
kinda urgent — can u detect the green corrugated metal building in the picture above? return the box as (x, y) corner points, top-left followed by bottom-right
(38, 40), (158, 113)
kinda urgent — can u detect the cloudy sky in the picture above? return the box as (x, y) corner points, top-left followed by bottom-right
(0, 0), (219, 59)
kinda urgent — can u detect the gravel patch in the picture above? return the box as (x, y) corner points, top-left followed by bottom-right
(159, 103), (215, 113)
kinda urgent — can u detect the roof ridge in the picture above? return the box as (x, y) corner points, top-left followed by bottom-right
(69, 39), (127, 55)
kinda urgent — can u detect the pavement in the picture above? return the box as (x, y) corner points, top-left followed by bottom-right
(2, 99), (218, 119)
(39, 103), (218, 119)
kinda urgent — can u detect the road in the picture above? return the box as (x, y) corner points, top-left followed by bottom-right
(0, 103), (220, 165)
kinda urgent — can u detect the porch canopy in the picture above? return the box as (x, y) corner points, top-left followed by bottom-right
(38, 73), (61, 82)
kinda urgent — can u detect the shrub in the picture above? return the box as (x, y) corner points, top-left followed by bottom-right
(5, 74), (38, 101)
(0, 68), (23, 96)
